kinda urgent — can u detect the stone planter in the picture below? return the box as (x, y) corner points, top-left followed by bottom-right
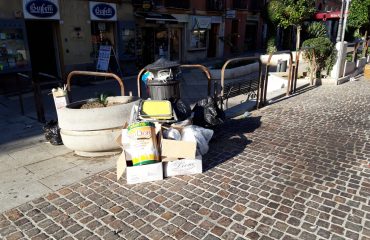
(59, 96), (140, 157)
(58, 71), (140, 157)
(209, 62), (259, 80)
(58, 96), (139, 131)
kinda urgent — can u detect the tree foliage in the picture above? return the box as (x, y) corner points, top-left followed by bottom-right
(268, 0), (316, 28)
(347, 0), (370, 31)
(267, 0), (316, 49)
(307, 22), (327, 38)
(302, 37), (336, 83)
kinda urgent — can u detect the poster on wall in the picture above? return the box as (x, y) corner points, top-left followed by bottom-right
(96, 45), (111, 71)
(23, 0), (60, 20)
(89, 2), (117, 21)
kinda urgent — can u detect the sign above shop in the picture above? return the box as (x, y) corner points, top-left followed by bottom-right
(247, 15), (259, 22)
(192, 16), (211, 30)
(89, 2), (117, 21)
(23, 0), (60, 20)
(226, 10), (236, 19)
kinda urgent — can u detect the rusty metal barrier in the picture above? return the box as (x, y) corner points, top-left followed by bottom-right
(293, 46), (316, 91)
(219, 56), (263, 109)
(136, 64), (211, 98)
(66, 71), (125, 96)
(264, 51), (294, 100)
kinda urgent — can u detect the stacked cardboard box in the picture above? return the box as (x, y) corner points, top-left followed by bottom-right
(116, 124), (202, 184)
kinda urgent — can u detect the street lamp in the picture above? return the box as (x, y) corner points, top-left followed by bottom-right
(336, 0), (346, 42)
(335, 0), (351, 82)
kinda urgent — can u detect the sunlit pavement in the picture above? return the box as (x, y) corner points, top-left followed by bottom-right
(0, 78), (369, 239)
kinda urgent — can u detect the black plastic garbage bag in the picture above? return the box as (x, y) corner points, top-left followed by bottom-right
(43, 120), (63, 145)
(192, 96), (225, 128)
(172, 99), (191, 121)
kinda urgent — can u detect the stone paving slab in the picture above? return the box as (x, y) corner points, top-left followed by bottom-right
(0, 79), (369, 239)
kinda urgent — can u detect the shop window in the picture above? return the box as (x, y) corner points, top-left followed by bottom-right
(91, 22), (114, 58)
(155, 30), (168, 59)
(190, 29), (207, 49)
(120, 28), (135, 58)
(0, 28), (29, 73)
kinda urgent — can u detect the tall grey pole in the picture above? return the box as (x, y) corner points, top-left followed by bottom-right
(336, 0), (345, 42)
(335, 0), (351, 82)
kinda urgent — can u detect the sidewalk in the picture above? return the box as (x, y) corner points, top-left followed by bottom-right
(0, 77), (369, 239)
(0, 67), (311, 213)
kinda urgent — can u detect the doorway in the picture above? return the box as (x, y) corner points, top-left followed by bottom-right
(207, 24), (219, 58)
(231, 20), (239, 52)
(244, 22), (258, 51)
(169, 28), (181, 61)
(91, 21), (116, 58)
(26, 21), (60, 79)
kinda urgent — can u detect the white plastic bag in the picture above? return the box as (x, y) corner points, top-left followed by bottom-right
(181, 125), (213, 156)
(163, 128), (182, 140)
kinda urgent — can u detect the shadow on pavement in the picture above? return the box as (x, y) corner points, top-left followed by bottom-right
(203, 116), (262, 171)
(268, 85), (318, 106)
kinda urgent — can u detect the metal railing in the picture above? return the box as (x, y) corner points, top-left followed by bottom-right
(219, 56), (263, 109)
(233, 0), (262, 11)
(66, 71), (125, 96)
(164, 0), (190, 9)
(206, 0), (224, 11)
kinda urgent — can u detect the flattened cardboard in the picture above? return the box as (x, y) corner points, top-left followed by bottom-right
(161, 139), (196, 159)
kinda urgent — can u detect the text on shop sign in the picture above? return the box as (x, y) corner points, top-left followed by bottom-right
(26, 0), (58, 18)
(92, 4), (115, 19)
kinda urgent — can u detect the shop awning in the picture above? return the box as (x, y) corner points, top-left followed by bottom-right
(135, 12), (178, 23)
(314, 11), (346, 20)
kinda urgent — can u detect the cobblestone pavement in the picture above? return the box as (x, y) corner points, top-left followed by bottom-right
(1, 79), (370, 240)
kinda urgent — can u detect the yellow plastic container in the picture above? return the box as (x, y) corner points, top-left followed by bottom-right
(140, 100), (173, 120)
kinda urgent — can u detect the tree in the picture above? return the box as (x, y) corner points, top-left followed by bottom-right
(302, 37), (336, 85)
(347, 0), (370, 38)
(267, 0), (316, 50)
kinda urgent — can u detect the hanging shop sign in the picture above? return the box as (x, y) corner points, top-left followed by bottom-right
(89, 2), (117, 21)
(23, 0), (60, 20)
(191, 16), (212, 30)
(225, 10), (236, 19)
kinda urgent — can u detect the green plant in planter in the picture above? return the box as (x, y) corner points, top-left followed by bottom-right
(98, 93), (109, 107)
(302, 37), (336, 85)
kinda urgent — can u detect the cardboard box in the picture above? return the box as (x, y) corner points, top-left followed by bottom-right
(163, 156), (202, 177)
(161, 138), (196, 159)
(116, 124), (202, 183)
(52, 89), (69, 110)
(117, 151), (163, 184)
(161, 136), (202, 177)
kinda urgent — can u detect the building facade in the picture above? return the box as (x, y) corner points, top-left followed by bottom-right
(0, 0), (266, 87)
(223, 0), (265, 56)
(0, 0), (135, 80)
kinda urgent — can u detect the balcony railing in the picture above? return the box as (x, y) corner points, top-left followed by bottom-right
(206, 0), (224, 11)
(233, 0), (262, 11)
(132, 0), (190, 9)
(163, 0), (190, 9)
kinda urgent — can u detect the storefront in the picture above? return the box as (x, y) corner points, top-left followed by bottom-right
(89, 2), (117, 62)
(23, 0), (62, 78)
(244, 15), (260, 51)
(0, 19), (31, 74)
(186, 15), (223, 62)
(135, 12), (181, 67)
